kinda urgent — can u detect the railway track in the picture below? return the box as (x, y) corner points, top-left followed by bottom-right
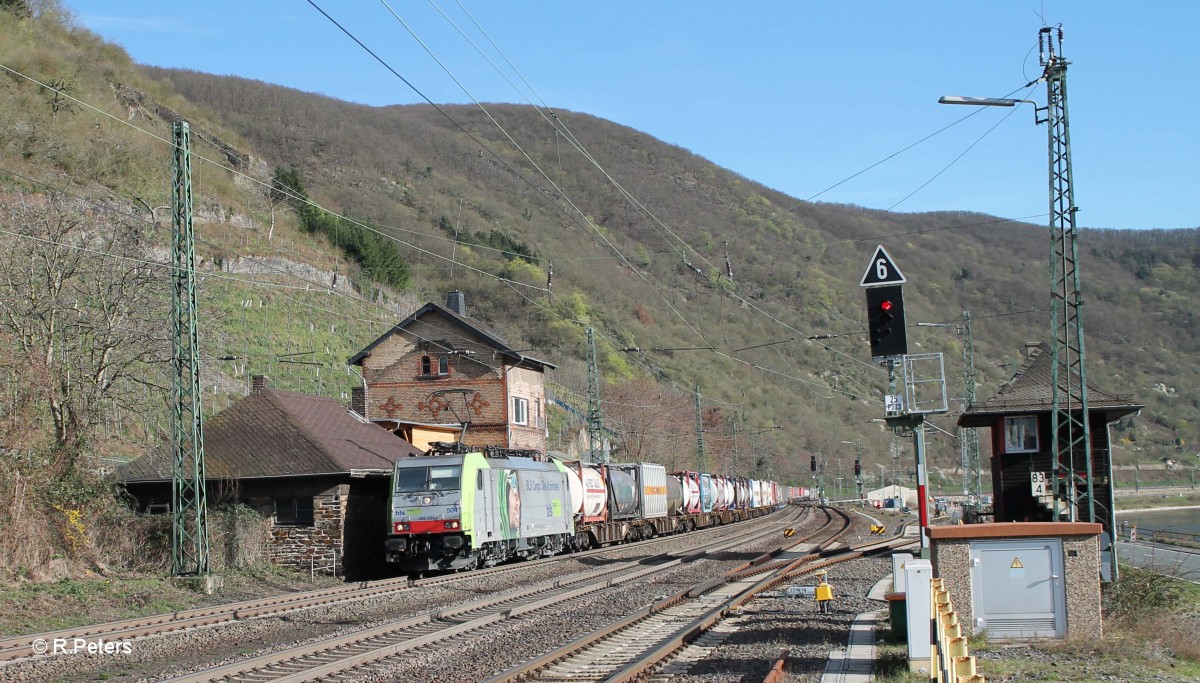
(0, 504), (803, 666)
(160, 505), (826, 683)
(483, 510), (914, 683)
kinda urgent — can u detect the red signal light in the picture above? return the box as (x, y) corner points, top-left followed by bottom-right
(880, 300), (893, 311)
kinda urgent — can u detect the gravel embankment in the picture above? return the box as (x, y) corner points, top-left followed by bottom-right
(657, 554), (892, 683)
(342, 519), (832, 683)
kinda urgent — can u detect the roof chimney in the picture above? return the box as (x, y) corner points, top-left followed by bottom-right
(1024, 341), (1041, 358)
(446, 290), (466, 316)
(251, 374), (269, 392)
(350, 385), (366, 417)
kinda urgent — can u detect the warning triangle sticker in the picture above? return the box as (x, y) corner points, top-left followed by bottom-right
(860, 245), (907, 287)
(1010, 557), (1024, 569)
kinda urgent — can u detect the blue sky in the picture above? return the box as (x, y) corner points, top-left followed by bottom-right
(65, 1), (1199, 231)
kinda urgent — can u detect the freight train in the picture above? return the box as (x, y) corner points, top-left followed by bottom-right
(385, 443), (809, 572)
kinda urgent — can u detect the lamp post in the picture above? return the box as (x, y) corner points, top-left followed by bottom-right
(942, 25), (1109, 575)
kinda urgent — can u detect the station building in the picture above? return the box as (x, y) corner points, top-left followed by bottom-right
(348, 291), (555, 452)
(120, 381), (422, 578)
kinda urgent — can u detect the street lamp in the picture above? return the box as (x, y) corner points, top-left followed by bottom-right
(940, 27), (1101, 545)
(937, 95), (1037, 109)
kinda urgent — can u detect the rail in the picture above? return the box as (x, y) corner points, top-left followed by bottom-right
(163, 506), (811, 683)
(0, 505), (799, 665)
(483, 507), (914, 683)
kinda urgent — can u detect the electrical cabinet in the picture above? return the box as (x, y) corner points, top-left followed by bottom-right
(970, 538), (1066, 638)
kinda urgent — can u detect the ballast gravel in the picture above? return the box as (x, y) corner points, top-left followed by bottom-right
(1, 508), (821, 683)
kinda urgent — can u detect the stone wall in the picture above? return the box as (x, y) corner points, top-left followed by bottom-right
(1061, 534), (1103, 639)
(221, 256), (354, 293)
(265, 488), (347, 576)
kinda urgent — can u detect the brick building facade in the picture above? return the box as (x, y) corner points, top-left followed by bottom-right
(349, 292), (554, 452)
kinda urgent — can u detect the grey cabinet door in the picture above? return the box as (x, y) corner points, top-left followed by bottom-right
(970, 538), (1065, 638)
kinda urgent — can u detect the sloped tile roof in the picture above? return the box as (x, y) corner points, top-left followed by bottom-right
(120, 388), (423, 483)
(348, 301), (554, 370)
(959, 342), (1141, 423)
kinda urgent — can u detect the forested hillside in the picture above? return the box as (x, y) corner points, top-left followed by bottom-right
(0, 2), (1197, 578)
(144, 67), (1200, 469)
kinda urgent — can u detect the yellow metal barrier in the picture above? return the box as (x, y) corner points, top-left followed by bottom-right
(930, 578), (985, 683)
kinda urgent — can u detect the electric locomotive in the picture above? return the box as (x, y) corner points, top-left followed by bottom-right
(385, 443), (572, 572)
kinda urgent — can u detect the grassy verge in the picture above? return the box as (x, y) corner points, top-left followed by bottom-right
(872, 615), (927, 682)
(873, 568), (1199, 683)
(1114, 490), (1200, 511)
(973, 567), (1200, 682)
(0, 564), (342, 636)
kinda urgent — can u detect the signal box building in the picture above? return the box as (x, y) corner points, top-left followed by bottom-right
(349, 292), (554, 452)
(957, 342), (1141, 551)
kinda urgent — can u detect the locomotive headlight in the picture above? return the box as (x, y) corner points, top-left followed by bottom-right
(444, 520), (460, 529)
(422, 496), (433, 505)
(394, 522), (410, 533)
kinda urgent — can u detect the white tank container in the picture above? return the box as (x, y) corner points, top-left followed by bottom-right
(683, 475), (700, 512)
(580, 465), (607, 519)
(563, 465), (584, 516)
(559, 461), (608, 520)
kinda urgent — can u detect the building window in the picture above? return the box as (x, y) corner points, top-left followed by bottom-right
(534, 398), (542, 428)
(512, 397), (528, 425)
(420, 355), (432, 375)
(1005, 416), (1039, 453)
(438, 355), (450, 375)
(274, 497), (315, 526)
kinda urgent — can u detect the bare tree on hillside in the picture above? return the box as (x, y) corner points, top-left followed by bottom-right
(0, 192), (167, 456)
(603, 378), (692, 468)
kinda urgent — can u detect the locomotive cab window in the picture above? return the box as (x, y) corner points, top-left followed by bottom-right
(273, 497), (314, 526)
(395, 465), (462, 492)
(395, 467), (429, 493)
(429, 465), (461, 491)
(1005, 416), (1039, 453)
